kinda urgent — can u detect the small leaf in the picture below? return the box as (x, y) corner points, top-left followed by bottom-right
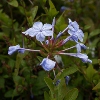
(86, 64), (97, 82)
(93, 82), (100, 90)
(48, 0), (58, 18)
(18, 6), (25, 15)
(92, 59), (99, 64)
(90, 38), (99, 48)
(13, 75), (24, 85)
(55, 14), (67, 31)
(84, 25), (91, 30)
(44, 77), (54, 98)
(57, 78), (67, 100)
(31, 6), (38, 21)
(44, 91), (50, 100)
(0, 77), (5, 88)
(83, 17), (95, 31)
(8, 0), (18, 7)
(64, 88), (78, 100)
(4, 90), (13, 97)
(83, 32), (88, 43)
(15, 53), (26, 75)
(4, 89), (19, 98)
(89, 29), (100, 38)
(56, 66), (78, 79)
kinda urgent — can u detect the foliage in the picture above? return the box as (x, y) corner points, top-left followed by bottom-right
(0, 0), (100, 100)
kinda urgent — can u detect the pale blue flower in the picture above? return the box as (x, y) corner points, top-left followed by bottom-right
(22, 22), (53, 42)
(76, 43), (87, 53)
(40, 58), (56, 71)
(8, 45), (20, 55)
(59, 53), (92, 63)
(8, 45), (25, 55)
(68, 19), (84, 42)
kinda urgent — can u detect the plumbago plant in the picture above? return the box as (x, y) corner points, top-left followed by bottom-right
(2, 0), (100, 100)
(8, 17), (92, 100)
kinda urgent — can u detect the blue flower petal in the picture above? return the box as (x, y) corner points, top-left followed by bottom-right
(40, 58), (56, 71)
(36, 32), (45, 42)
(8, 45), (20, 55)
(76, 43), (87, 53)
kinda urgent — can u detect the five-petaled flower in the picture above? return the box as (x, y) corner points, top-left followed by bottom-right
(40, 58), (56, 71)
(22, 22), (53, 42)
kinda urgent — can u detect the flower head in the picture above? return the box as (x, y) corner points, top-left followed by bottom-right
(8, 45), (20, 55)
(22, 22), (53, 42)
(68, 19), (84, 42)
(40, 58), (56, 71)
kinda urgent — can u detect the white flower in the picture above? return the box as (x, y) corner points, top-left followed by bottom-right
(40, 58), (56, 71)
(22, 22), (53, 42)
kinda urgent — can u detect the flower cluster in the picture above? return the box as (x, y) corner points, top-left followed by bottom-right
(8, 18), (92, 72)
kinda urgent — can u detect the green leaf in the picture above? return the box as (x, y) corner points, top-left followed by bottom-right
(4, 89), (13, 97)
(0, 11), (12, 27)
(37, 56), (43, 62)
(18, 6), (25, 15)
(93, 82), (100, 90)
(86, 64), (97, 82)
(64, 88), (78, 100)
(48, 0), (58, 18)
(13, 75), (24, 85)
(90, 38), (99, 48)
(56, 78), (67, 100)
(15, 53), (26, 75)
(55, 14), (67, 31)
(92, 59), (99, 64)
(0, 77), (5, 88)
(56, 66), (78, 79)
(4, 89), (19, 98)
(89, 29), (100, 38)
(84, 25), (91, 30)
(31, 6), (38, 21)
(83, 32), (88, 43)
(82, 17), (94, 31)
(8, 0), (18, 7)
(44, 77), (54, 98)
(44, 91), (50, 100)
